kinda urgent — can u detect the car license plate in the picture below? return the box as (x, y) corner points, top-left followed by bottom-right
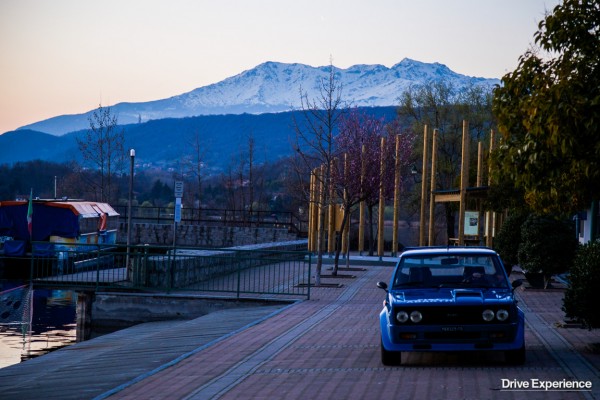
(441, 326), (463, 332)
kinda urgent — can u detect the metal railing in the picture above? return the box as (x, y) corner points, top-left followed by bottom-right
(112, 205), (308, 236)
(20, 242), (312, 300)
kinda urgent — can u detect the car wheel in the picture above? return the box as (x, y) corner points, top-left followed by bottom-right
(381, 339), (402, 366)
(505, 345), (526, 365)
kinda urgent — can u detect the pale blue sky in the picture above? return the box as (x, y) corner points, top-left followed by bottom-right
(0, 0), (559, 134)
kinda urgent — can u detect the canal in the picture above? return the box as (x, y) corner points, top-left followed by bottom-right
(0, 281), (81, 369)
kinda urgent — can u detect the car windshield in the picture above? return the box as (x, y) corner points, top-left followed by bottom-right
(392, 253), (509, 289)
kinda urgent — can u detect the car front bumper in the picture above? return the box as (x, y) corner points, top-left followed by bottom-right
(380, 308), (525, 352)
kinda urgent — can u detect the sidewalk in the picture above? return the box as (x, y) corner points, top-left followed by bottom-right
(515, 277), (600, 374)
(0, 258), (598, 400)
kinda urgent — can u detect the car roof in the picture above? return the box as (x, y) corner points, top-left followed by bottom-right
(399, 246), (498, 257)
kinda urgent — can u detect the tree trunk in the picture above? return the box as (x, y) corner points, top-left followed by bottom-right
(314, 204), (327, 286)
(332, 210), (350, 275)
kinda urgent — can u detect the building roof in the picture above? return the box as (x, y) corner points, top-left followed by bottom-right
(0, 200), (119, 218)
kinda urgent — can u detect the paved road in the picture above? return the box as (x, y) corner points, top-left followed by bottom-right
(0, 263), (598, 400)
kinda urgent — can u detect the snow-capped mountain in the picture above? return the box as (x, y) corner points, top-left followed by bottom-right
(18, 58), (500, 136)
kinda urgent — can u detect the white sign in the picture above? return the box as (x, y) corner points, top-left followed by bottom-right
(174, 197), (182, 223)
(174, 181), (184, 198)
(464, 211), (479, 236)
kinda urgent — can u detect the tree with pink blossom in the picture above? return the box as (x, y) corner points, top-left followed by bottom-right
(331, 110), (415, 271)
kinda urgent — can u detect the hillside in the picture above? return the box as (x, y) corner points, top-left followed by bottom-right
(2, 107), (400, 172)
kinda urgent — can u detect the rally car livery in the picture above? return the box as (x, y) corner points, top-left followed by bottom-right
(377, 246), (525, 365)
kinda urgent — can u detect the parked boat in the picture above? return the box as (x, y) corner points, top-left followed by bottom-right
(0, 199), (119, 257)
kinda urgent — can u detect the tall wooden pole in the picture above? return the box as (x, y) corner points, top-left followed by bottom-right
(428, 129), (438, 246)
(378, 137), (386, 258)
(317, 164), (325, 253)
(358, 145), (366, 255)
(308, 169), (316, 252)
(458, 120), (470, 245)
(486, 129), (496, 247)
(419, 125), (429, 246)
(477, 141), (484, 244)
(477, 141), (483, 187)
(392, 135), (401, 256)
(327, 159), (336, 254)
(341, 153), (349, 257)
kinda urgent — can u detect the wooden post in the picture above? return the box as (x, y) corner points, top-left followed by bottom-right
(317, 164), (326, 253)
(486, 129), (496, 247)
(392, 135), (401, 256)
(420, 125), (429, 246)
(358, 145), (366, 255)
(477, 141), (484, 244)
(458, 120), (470, 245)
(327, 159), (336, 254)
(341, 153), (349, 257)
(378, 137), (386, 258)
(477, 141), (483, 187)
(310, 172), (314, 252)
(358, 202), (365, 254)
(311, 168), (320, 252)
(76, 291), (94, 342)
(428, 129), (438, 246)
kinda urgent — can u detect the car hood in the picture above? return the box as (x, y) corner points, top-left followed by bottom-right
(389, 288), (514, 306)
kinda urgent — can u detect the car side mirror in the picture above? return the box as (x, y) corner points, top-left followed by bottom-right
(511, 279), (523, 289)
(377, 281), (388, 292)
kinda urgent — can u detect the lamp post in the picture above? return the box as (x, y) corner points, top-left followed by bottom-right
(126, 149), (135, 270)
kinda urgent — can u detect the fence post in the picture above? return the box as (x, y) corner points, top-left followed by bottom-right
(95, 244), (101, 291)
(142, 244), (149, 287)
(168, 249), (173, 293)
(236, 250), (242, 299)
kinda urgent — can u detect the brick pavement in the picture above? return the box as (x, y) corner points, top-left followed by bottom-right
(102, 264), (600, 400)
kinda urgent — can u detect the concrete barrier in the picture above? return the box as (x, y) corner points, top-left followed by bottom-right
(134, 240), (308, 289)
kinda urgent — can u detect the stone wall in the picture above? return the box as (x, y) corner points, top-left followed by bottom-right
(118, 222), (299, 247)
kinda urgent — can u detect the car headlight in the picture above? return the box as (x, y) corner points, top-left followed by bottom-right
(482, 309), (495, 322)
(496, 309), (509, 321)
(410, 311), (423, 323)
(396, 311), (409, 323)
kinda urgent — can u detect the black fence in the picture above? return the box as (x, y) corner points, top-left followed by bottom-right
(7, 242), (312, 300)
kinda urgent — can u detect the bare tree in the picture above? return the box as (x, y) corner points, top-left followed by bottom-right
(292, 60), (347, 286)
(76, 105), (125, 203)
(222, 132), (265, 219)
(183, 130), (206, 208)
(247, 134), (256, 214)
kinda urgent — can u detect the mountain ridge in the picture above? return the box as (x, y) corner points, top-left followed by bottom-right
(17, 58), (499, 136)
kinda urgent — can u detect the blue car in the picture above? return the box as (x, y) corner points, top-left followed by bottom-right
(377, 246), (524, 365)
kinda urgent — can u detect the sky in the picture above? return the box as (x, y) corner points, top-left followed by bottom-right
(0, 0), (560, 135)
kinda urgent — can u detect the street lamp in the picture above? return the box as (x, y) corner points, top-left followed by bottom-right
(126, 149), (135, 269)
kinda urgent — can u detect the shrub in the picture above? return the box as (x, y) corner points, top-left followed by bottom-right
(494, 211), (528, 274)
(518, 214), (578, 288)
(563, 240), (600, 329)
